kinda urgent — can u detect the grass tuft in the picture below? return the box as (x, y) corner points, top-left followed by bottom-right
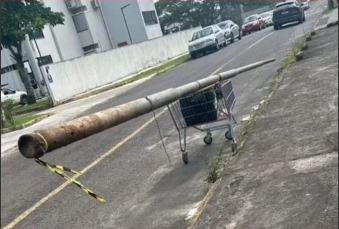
(13, 99), (52, 116)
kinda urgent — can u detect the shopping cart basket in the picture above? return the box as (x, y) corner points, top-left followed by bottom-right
(167, 80), (237, 164)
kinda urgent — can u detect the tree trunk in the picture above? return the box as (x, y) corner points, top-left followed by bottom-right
(17, 62), (36, 104)
(8, 44), (36, 104)
(328, 0), (334, 9)
(226, 3), (243, 26)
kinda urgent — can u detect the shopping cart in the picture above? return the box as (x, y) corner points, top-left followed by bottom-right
(167, 80), (237, 164)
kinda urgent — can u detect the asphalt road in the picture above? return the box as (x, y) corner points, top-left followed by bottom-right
(1, 2), (327, 228)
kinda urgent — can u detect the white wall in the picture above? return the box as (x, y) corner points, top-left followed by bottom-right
(1, 49), (25, 91)
(1, 71), (26, 92)
(137, 0), (163, 39)
(85, 10), (112, 52)
(22, 1), (113, 62)
(29, 26), (62, 63)
(43, 1), (84, 60)
(145, 24), (163, 40)
(80, 0), (112, 52)
(100, 0), (149, 46)
(44, 27), (201, 104)
(1, 49), (16, 67)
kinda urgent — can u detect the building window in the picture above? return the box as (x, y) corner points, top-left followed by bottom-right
(72, 13), (88, 33)
(37, 55), (53, 66)
(1, 64), (18, 74)
(142, 11), (158, 25)
(117, 41), (128, 47)
(83, 43), (99, 53)
(29, 29), (44, 39)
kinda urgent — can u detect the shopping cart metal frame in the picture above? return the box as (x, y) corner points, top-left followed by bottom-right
(167, 80), (237, 164)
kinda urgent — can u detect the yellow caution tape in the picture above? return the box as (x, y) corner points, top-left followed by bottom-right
(35, 159), (81, 175)
(35, 159), (106, 203)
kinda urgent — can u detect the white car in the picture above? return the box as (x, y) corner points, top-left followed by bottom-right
(301, 1), (310, 10)
(260, 11), (274, 26)
(188, 25), (227, 59)
(1, 88), (28, 105)
(217, 20), (242, 44)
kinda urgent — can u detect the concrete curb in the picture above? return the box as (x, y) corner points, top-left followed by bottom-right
(296, 51), (304, 61)
(327, 20), (339, 27)
(301, 43), (309, 51)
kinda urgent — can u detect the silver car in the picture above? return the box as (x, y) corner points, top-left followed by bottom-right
(217, 20), (242, 44)
(188, 25), (226, 59)
(260, 11), (274, 27)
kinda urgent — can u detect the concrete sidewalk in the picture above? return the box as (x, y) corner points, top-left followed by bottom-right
(1, 77), (150, 157)
(314, 7), (338, 30)
(193, 26), (338, 228)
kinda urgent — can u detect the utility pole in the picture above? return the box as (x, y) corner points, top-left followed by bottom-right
(17, 58), (276, 159)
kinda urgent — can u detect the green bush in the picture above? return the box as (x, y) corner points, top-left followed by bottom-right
(1, 108), (5, 130)
(2, 100), (15, 126)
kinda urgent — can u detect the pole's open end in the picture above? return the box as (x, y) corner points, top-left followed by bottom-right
(18, 133), (47, 159)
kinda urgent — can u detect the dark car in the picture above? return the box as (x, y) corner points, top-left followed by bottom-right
(241, 14), (266, 35)
(273, 0), (305, 30)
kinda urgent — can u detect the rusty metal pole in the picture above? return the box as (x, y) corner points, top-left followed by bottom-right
(18, 58), (275, 159)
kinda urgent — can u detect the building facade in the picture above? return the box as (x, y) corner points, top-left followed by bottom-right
(101, 0), (163, 47)
(1, 0), (162, 92)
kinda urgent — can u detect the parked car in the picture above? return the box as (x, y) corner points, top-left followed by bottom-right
(241, 14), (266, 35)
(1, 88), (28, 105)
(188, 25), (226, 59)
(260, 11), (274, 27)
(273, 0), (305, 30)
(217, 20), (242, 44)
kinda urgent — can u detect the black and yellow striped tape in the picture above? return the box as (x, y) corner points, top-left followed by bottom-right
(35, 159), (106, 203)
(35, 159), (81, 175)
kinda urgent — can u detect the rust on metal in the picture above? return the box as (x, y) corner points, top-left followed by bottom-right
(18, 58), (275, 159)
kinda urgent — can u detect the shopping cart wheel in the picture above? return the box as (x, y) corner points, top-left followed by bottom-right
(182, 152), (189, 164)
(232, 143), (237, 153)
(203, 133), (213, 145)
(225, 131), (232, 140)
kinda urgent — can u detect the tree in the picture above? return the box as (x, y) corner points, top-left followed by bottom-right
(1, 0), (64, 104)
(156, 0), (198, 33)
(156, 0), (277, 33)
(156, 0), (221, 32)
